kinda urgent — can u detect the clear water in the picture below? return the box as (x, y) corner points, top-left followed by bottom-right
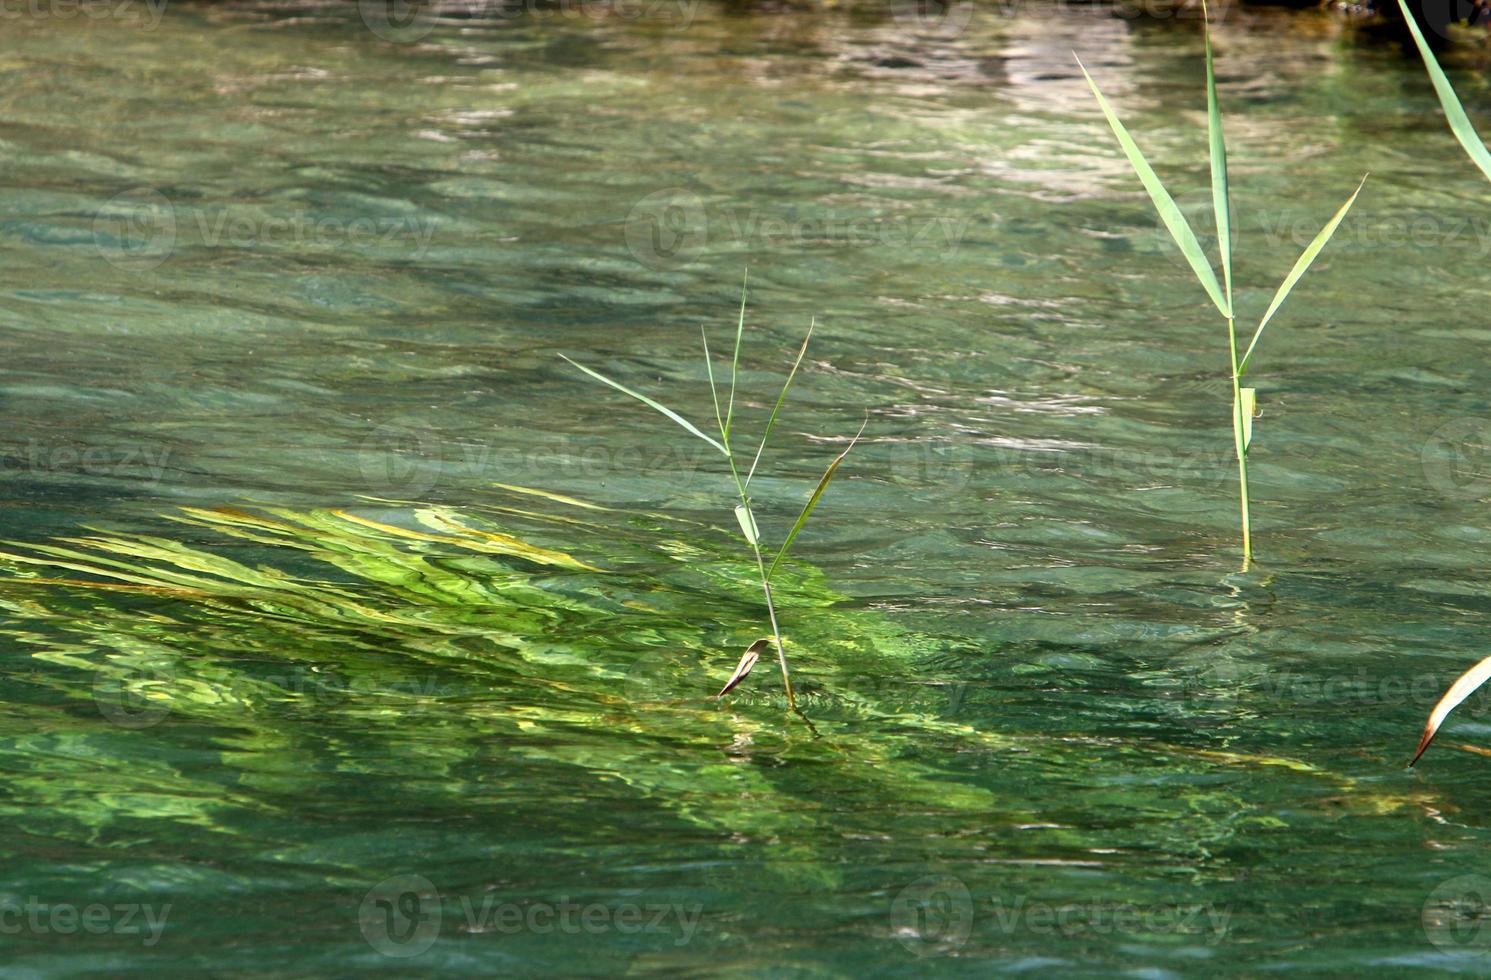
(5, 1), (1491, 974)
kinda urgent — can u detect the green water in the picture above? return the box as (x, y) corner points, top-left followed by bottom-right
(6, 1), (1491, 974)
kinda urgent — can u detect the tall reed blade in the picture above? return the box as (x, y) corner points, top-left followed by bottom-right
(767, 418), (867, 581)
(1396, 0), (1491, 183)
(1074, 55), (1230, 318)
(1238, 177), (1367, 376)
(1203, 0), (1232, 302)
(559, 355), (727, 456)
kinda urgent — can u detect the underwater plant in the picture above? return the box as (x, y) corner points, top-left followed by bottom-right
(1394, 0), (1491, 764)
(1076, 3), (1365, 564)
(562, 278), (863, 713)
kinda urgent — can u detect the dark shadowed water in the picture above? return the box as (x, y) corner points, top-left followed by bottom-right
(5, 0), (1491, 974)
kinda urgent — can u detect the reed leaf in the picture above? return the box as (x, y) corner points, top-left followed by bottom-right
(559, 354), (727, 456)
(1238, 176), (1366, 375)
(1397, 0), (1491, 184)
(1075, 54), (1230, 318)
(1410, 654), (1491, 765)
(746, 319), (815, 487)
(1203, 0), (1232, 302)
(767, 418), (867, 582)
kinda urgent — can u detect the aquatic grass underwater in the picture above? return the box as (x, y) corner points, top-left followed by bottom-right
(1077, 6), (1364, 565)
(563, 280), (863, 714)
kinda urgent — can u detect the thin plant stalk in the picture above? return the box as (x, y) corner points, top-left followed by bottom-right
(563, 280), (858, 716)
(1076, 3), (1362, 565)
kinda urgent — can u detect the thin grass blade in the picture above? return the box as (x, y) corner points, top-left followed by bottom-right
(1397, 0), (1491, 184)
(746, 319), (815, 487)
(1410, 654), (1491, 765)
(1203, 0), (1232, 302)
(1237, 175), (1366, 375)
(1075, 54), (1230, 318)
(702, 326), (726, 441)
(560, 354), (727, 456)
(766, 417), (867, 581)
(725, 270), (747, 439)
(716, 638), (769, 699)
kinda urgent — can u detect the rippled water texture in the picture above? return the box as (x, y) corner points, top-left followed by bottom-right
(5, 0), (1491, 974)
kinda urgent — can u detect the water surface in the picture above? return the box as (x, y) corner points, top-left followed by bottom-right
(4, 1), (1491, 974)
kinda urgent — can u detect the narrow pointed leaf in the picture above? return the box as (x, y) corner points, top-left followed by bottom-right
(1240, 387), (1256, 452)
(1238, 176), (1366, 375)
(716, 638), (769, 698)
(560, 354), (727, 456)
(725, 270), (747, 439)
(1203, 0), (1232, 302)
(1397, 0), (1491, 184)
(734, 504), (759, 546)
(1410, 654), (1491, 765)
(746, 319), (815, 487)
(1075, 54), (1230, 318)
(767, 418), (867, 581)
(702, 326), (726, 442)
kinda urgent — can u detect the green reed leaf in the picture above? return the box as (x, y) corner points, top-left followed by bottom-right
(560, 354), (727, 456)
(1203, 0), (1232, 303)
(734, 504), (759, 547)
(725, 270), (748, 440)
(767, 418), (866, 581)
(702, 325), (726, 442)
(1397, 0), (1491, 184)
(1240, 387), (1256, 453)
(746, 318), (815, 487)
(1238, 176), (1366, 375)
(1075, 54), (1230, 318)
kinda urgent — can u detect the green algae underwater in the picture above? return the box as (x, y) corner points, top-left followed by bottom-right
(0, 486), (1437, 970)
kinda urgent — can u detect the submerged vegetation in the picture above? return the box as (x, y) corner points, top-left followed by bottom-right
(563, 279), (863, 714)
(1077, 5), (1364, 564)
